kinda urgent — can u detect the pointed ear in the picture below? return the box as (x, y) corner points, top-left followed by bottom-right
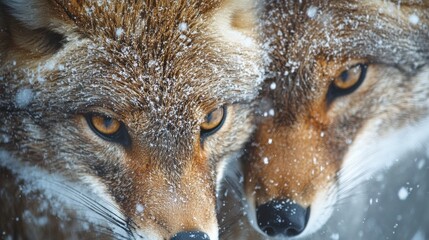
(209, 0), (260, 46)
(1, 0), (72, 55)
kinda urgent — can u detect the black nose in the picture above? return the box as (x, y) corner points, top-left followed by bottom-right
(170, 231), (210, 240)
(256, 199), (310, 237)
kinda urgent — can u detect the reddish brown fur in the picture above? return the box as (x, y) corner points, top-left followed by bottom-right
(244, 105), (340, 206)
(0, 0), (262, 238)
(241, 0), (429, 235)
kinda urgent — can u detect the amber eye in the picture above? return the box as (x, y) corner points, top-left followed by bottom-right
(334, 64), (365, 90)
(327, 64), (368, 104)
(85, 114), (131, 146)
(200, 106), (226, 137)
(90, 115), (121, 135)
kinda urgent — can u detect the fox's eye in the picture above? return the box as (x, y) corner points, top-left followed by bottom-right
(327, 64), (368, 103)
(333, 64), (366, 90)
(201, 106), (226, 137)
(91, 115), (121, 135)
(85, 114), (131, 147)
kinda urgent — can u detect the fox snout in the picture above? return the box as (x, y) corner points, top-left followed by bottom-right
(128, 162), (217, 239)
(244, 118), (340, 237)
(256, 199), (310, 237)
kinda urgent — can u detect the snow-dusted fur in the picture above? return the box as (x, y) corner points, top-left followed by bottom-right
(240, 0), (429, 239)
(0, 0), (262, 239)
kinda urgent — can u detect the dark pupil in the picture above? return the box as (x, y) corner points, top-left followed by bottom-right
(103, 117), (113, 128)
(339, 70), (349, 82)
(206, 112), (213, 123)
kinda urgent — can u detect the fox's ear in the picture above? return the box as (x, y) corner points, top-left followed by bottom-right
(209, 0), (260, 45)
(1, 0), (72, 55)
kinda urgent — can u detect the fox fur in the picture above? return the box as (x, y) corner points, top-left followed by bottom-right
(239, 0), (429, 238)
(0, 0), (262, 239)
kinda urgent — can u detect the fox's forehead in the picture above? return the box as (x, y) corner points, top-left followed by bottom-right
(265, 0), (428, 68)
(65, 0), (215, 50)
(262, 0), (429, 122)
(63, 0), (219, 25)
(40, 1), (261, 116)
(61, 41), (258, 118)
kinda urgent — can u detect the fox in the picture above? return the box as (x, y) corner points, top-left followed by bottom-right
(238, 0), (429, 239)
(0, 0), (263, 239)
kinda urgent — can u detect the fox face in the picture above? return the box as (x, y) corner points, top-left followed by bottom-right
(242, 0), (429, 238)
(0, 0), (262, 239)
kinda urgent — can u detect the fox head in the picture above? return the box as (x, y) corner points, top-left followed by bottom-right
(242, 0), (429, 238)
(0, 0), (262, 239)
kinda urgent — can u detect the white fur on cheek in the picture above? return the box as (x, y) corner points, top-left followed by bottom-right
(206, 221), (220, 240)
(0, 149), (139, 239)
(299, 184), (337, 239)
(339, 116), (429, 198)
(305, 68), (429, 236)
(216, 158), (230, 193)
(215, 151), (243, 193)
(303, 114), (429, 237)
(300, 91), (429, 237)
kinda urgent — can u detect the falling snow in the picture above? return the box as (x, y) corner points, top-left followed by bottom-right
(115, 27), (124, 38)
(136, 203), (144, 213)
(306, 6), (318, 19)
(398, 187), (409, 200)
(263, 157), (269, 165)
(15, 88), (34, 108)
(2, 1), (429, 240)
(330, 233), (340, 240)
(409, 14), (420, 25)
(178, 22), (188, 32)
